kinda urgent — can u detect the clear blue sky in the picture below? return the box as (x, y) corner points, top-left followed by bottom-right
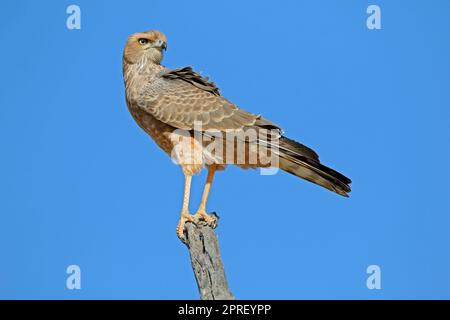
(1, 0), (449, 299)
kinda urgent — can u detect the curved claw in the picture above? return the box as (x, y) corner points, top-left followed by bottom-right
(192, 211), (218, 229)
(176, 212), (193, 239)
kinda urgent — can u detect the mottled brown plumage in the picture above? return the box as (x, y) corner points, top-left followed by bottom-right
(122, 30), (351, 238)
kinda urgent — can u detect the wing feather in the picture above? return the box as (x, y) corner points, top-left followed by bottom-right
(137, 66), (281, 133)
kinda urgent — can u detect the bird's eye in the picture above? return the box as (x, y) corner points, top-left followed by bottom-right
(138, 38), (149, 45)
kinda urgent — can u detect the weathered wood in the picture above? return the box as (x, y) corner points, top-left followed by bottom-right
(180, 213), (234, 300)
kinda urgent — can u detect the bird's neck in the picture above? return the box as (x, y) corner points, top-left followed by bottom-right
(123, 56), (164, 84)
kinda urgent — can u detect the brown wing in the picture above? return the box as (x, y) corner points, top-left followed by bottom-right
(159, 66), (221, 96)
(138, 66), (280, 132)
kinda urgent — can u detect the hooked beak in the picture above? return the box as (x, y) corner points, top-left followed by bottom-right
(153, 39), (167, 51)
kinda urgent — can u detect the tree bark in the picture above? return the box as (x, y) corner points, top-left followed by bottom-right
(180, 212), (234, 300)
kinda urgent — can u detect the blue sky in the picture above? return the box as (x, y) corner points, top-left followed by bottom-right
(0, 0), (449, 299)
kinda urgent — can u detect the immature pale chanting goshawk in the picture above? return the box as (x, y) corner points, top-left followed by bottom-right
(122, 30), (351, 238)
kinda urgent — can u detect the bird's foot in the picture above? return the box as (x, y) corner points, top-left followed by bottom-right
(176, 212), (193, 239)
(177, 211), (219, 240)
(192, 210), (218, 229)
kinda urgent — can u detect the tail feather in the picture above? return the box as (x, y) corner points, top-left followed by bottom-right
(277, 136), (352, 197)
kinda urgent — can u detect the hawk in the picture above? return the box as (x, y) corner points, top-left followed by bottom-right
(122, 30), (351, 238)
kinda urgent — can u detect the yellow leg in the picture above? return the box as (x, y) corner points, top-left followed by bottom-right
(176, 174), (193, 238)
(193, 165), (217, 222)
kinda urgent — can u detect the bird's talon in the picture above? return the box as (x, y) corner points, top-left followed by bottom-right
(192, 211), (216, 227)
(176, 221), (185, 239)
(176, 212), (194, 238)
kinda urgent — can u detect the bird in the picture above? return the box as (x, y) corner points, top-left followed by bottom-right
(122, 30), (351, 238)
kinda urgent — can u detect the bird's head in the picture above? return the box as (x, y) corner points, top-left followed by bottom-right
(123, 30), (167, 65)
